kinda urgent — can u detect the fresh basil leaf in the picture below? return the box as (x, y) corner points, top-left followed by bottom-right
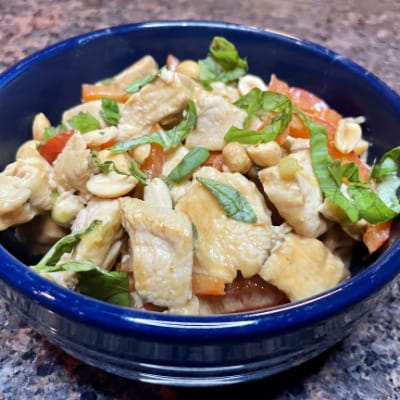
(199, 36), (248, 88)
(347, 183), (398, 224)
(100, 98), (120, 126)
(35, 260), (130, 307)
(299, 112), (360, 223)
(44, 124), (68, 140)
(341, 162), (361, 183)
(371, 146), (400, 178)
(196, 177), (257, 223)
(68, 111), (101, 133)
(370, 146), (400, 216)
(225, 111), (292, 144)
(327, 159), (343, 187)
(32, 220), (101, 269)
(226, 91), (292, 144)
(128, 159), (147, 185)
(125, 74), (157, 94)
(234, 88), (264, 127)
(91, 151), (114, 174)
(109, 100), (197, 153)
(168, 147), (210, 183)
(375, 175), (400, 214)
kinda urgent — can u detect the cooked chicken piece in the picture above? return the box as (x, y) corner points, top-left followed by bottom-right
(258, 149), (327, 238)
(210, 81), (240, 103)
(110, 55), (159, 89)
(143, 177), (173, 209)
(175, 166), (273, 283)
(62, 100), (106, 128)
(120, 197), (193, 308)
(259, 233), (347, 302)
(185, 87), (247, 151)
(53, 133), (95, 195)
(162, 145), (190, 176)
(0, 143), (56, 230)
(71, 198), (123, 270)
(118, 71), (195, 140)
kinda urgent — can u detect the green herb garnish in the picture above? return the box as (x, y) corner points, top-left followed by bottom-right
(199, 36), (248, 89)
(167, 147), (210, 184)
(109, 100), (197, 153)
(100, 98), (120, 126)
(224, 89), (292, 144)
(196, 177), (257, 223)
(125, 74), (158, 94)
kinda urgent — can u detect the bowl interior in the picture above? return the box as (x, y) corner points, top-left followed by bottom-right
(0, 21), (399, 331)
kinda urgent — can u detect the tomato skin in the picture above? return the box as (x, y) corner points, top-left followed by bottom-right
(268, 74), (290, 96)
(202, 151), (223, 172)
(38, 130), (74, 164)
(363, 220), (392, 254)
(140, 144), (165, 178)
(289, 87), (328, 115)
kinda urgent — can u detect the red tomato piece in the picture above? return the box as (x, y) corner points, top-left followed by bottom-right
(38, 130), (74, 164)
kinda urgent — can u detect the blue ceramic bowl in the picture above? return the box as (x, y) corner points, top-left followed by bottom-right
(0, 21), (399, 387)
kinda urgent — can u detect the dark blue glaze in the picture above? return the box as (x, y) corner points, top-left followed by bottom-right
(0, 21), (399, 385)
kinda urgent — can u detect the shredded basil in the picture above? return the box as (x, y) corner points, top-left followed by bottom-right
(31, 221), (130, 306)
(125, 74), (158, 94)
(34, 260), (130, 306)
(44, 112), (100, 139)
(32, 220), (101, 269)
(109, 100), (197, 153)
(371, 146), (400, 214)
(224, 90), (292, 144)
(100, 98), (120, 126)
(347, 183), (398, 223)
(128, 159), (148, 185)
(196, 177), (257, 223)
(91, 151), (147, 185)
(298, 109), (400, 224)
(167, 147), (210, 184)
(199, 36), (248, 89)
(44, 124), (68, 140)
(298, 112), (360, 223)
(68, 111), (101, 133)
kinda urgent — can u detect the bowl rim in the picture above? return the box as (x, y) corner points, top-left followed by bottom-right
(1, 19), (400, 341)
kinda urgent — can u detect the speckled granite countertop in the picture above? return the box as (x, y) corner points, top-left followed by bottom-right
(0, 1), (399, 399)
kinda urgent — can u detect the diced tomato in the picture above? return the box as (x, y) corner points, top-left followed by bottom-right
(203, 151), (223, 172)
(38, 130), (74, 164)
(192, 273), (226, 296)
(268, 74), (290, 96)
(81, 83), (130, 103)
(289, 87), (329, 115)
(98, 137), (118, 151)
(363, 220), (392, 254)
(197, 274), (289, 314)
(288, 113), (310, 138)
(140, 143), (164, 178)
(256, 116), (289, 145)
